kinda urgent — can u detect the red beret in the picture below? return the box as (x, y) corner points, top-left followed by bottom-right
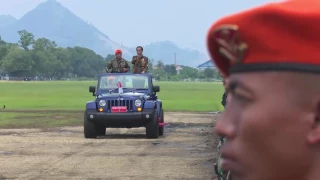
(115, 49), (122, 54)
(206, 0), (320, 76)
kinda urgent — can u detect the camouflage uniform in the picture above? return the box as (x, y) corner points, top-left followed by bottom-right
(131, 55), (149, 73)
(215, 137), (232, 180)
(221, 92), (228, 107)
(106, 58), (130, 73)
(214, 91), (232, 180)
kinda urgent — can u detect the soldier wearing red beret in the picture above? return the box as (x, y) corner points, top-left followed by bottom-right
(106, 49), (130, 73)
(207, 0), (320, 180)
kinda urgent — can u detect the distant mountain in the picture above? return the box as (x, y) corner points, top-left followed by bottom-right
(138, 41), (208, 67)
(0, 0), (207, 67)
(0, 0), (130, 56)
(0, 15), (17, 29)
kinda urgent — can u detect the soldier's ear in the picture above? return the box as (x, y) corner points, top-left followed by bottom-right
(307, 97), (320, 145)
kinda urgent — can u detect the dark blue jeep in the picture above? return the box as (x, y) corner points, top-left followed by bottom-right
(84, 73), (164, 139)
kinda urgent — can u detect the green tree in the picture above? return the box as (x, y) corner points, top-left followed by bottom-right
(156, 60), (164, 69)
(2, 30), (210, 80)
(212, 69), (219, 79)
(152, 68), (166, 80)
(18, 30), (35, 51)
(0, 36), (6, 45)
(204, 68), (214, 78)
(53, 48), (73, 77)
(2, 46), (34, 74)
(68, 46), (105, 77)
(148, 59), (154, 72)
(179, 65), (198, 79)
(164, 64), (177, 75)
(198, 71), (206, 79)
(32, 38), (57, 51)
(30, 37), (59, 76)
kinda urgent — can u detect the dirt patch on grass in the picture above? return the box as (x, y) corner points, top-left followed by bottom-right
(0, 112), (83, 129)
(0, 109), (83, 113)
(12, 114), (78, 120)
(0, 112), (218, 179)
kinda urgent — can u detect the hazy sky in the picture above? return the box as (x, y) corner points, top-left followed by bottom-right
(0, 0), (277, 53)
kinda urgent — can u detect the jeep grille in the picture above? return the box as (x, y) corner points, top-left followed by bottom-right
(107, 100), (134, 111)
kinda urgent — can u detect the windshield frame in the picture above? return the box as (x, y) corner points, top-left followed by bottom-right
(96, 73), (152, 95)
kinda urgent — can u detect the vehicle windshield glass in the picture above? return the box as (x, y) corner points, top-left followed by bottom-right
(99, 74), (149, 89)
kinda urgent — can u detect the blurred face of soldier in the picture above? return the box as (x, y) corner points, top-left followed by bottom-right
(116, 52), (122, 59)
(215, 72), (320, 180)
(136, 47), (143, 56)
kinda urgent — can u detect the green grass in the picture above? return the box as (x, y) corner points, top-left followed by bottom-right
(0, 81), (224, 128)
(0, 81), (224, 112)
(0, 112), (82, 129)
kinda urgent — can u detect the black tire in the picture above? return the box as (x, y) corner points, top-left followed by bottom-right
(84, 111), (104, 138)
(146, 112), (159, 139)
(159, 108), (164, 136)
(97, 126), (106, 136)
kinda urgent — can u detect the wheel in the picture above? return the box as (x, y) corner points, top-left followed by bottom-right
(84, 111), (104, 138)
(96, 126), (106, 136)
(146, 112), (159, 139)
(159, 108), (164, 136)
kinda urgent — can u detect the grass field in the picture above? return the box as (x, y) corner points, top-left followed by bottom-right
(0, 81), (224, 128)
(0, 81), (224, 111)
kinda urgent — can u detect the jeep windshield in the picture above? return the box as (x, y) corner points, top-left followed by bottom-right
(99, 74), (149, 92)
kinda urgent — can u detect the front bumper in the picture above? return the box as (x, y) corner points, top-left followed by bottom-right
(85, 109), (155, 128)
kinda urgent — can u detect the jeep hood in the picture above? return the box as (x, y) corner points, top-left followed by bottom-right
(98, 92), (146, 98)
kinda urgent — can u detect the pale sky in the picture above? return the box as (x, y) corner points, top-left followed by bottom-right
(0, 0), (277, 54)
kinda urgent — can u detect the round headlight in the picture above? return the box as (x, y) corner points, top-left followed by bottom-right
(99, 99), (106, 106)
(135, 99), (142, 107)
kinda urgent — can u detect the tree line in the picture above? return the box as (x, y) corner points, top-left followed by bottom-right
(0, 30), (220, 81)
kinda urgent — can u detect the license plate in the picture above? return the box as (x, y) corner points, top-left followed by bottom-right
(111, 106), (127, 113)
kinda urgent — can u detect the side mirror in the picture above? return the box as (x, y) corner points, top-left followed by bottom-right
(153, 85), (160, 92)
(89, 86), (96, 93)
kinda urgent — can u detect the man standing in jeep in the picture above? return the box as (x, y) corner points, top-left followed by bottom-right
(131, 46), (149, 74)
(106, 49), (130, 73)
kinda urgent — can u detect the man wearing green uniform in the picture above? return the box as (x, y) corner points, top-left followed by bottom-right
(106, 49), (130, 73)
